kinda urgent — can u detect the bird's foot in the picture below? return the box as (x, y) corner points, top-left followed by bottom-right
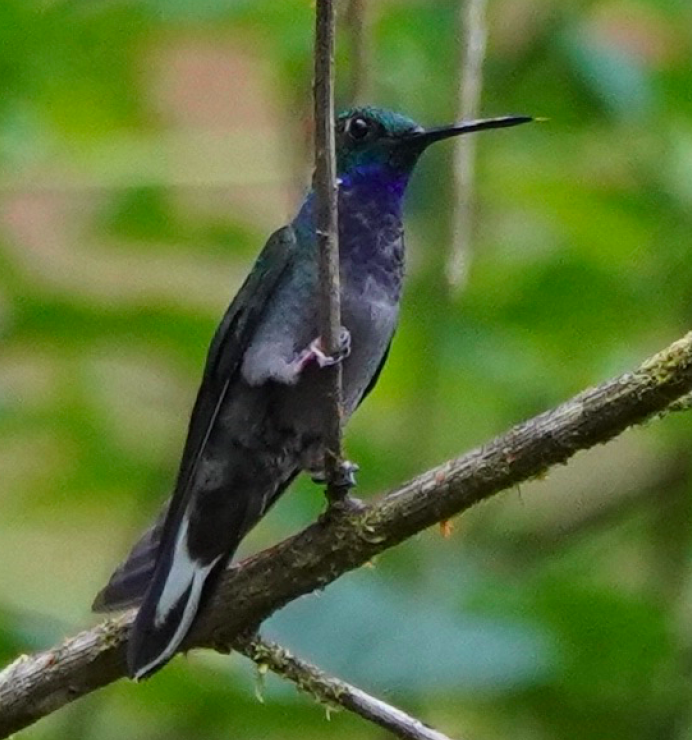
(314, 458), (364, 520)
(310, 460), (360, 490)
(293, 327), (351, 374)
(311, 459), (359, 489)
(332, 459), (360, 490)
(326, 460), (365, 511)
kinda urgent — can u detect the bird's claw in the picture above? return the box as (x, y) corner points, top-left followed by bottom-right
(332, 459), (359, 490)
(309, 327), (352, 368)
(325, 460), (364, 513)
(310, 459), (359, 489)
(291, 328), (351, 377)
(313, 458), (364, 523)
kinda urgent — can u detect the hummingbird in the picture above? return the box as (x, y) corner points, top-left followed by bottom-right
(93, 106), (531, 680)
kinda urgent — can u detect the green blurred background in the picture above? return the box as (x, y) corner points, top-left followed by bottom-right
(2, 0), (692, 737)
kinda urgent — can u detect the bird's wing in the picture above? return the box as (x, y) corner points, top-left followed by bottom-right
(178, 225), (297, 500)
(93, 225), (296, 614)
(360, 341), (391, 403)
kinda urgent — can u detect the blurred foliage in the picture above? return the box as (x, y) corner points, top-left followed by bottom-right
(2, 0), (692, 738)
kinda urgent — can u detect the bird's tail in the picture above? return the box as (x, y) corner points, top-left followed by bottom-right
(125, 511), (228, 680)
(126, 478), (259, 681)
(94, 471), (297, 680)
(93, 503), (170, 613)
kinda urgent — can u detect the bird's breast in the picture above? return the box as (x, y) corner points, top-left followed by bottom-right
(339, 276), (399, 414)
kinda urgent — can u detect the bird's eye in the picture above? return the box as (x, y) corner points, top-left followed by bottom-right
(347, 116), (372, 141)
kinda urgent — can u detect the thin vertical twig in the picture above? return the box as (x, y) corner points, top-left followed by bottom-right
(346, 0), (369, 105)
(314, 0), (345, 498)
(447, 0), (488, 290)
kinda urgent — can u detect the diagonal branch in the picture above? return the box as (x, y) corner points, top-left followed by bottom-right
(235, 633), (456, 740)
(2, 331), (692, 737)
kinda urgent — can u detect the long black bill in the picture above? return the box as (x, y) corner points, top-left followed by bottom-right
(408, 115), (533, 148)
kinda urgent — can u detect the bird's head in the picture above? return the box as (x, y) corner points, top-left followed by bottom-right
(335, 105), (532, 182)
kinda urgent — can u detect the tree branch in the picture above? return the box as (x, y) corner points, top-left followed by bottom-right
(313, 0), (346, 497)
(3, 331), (692, 736)
(234, 633), (456, 740)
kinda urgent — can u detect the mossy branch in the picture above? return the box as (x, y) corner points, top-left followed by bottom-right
(2, 331), (692, 737)
(234, 633), (455, 740)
